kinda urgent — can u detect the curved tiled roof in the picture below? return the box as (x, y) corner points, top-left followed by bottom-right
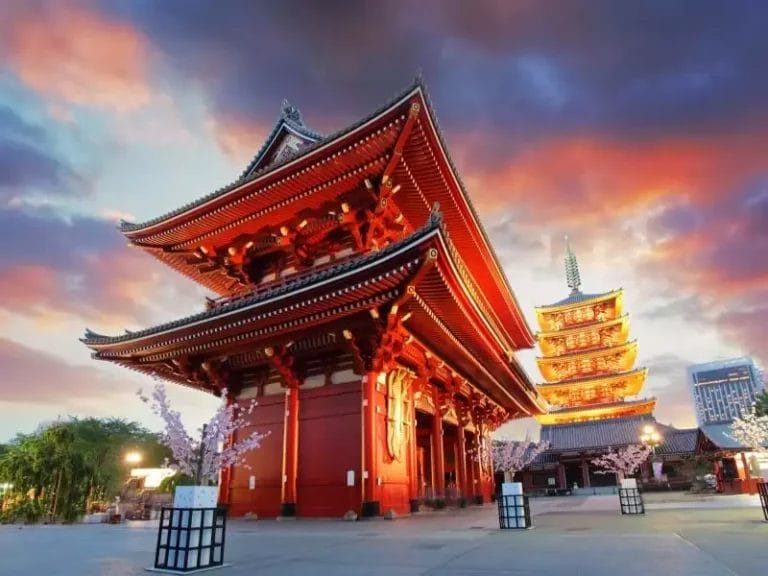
(237, 111), (323, 180)
(540, 290), (616, 309)
(120, 80), (424, 233)
(536, 416), (698, 455)
(84, 211), (443, 347)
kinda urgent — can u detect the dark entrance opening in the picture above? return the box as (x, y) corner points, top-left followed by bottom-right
(564, 462), (582, 489)
(415, 410), (434, 500)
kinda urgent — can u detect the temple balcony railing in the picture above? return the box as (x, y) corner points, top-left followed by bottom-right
(204, 249), (362, 311)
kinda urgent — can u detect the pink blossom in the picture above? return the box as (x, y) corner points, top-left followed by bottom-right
(729, 409), (768, 452)
(139, 384), (268, 484)
(591, 444), (652, 482)
(492, 434), (549, 476)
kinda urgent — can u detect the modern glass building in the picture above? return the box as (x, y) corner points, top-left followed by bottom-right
(688, 357), (765, 426)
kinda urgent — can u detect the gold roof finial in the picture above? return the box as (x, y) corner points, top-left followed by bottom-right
(564, 235), (581, 294)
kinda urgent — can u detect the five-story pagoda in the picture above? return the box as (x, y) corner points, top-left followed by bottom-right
(81, 80), (545, 518)
(522, 240), (657, 491)
(534, 239), (654, 425)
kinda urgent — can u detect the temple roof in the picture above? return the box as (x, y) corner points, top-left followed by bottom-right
(113, 78), (535, 350)
(83, 214), (442, 347)
(537, 367), (647, 390)
(537, 339), (637, 363)
(699, 423), (762, 450)
(536, 397), (656, 425)
(118, 82), (419, 234)
(537, 314), (629, 340)
(537, 289), (622, 311)
(82, 213), (545, 415)
(238, 100), (323, 179)
(537, 416), (698, 455)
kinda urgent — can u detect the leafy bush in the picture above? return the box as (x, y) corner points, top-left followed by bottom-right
(158, 472), (195, 494)
(0, 497), (46, 524)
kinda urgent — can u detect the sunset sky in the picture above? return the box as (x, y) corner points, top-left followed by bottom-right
(1, 0), (766, 442)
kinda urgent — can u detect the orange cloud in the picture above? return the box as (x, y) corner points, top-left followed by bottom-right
(206, 114), (270, 163)
(0, 336), (136, 407)
(1, 2), (151, 111)
(459, 131), (766, 225)
(0, 249), (203, 330)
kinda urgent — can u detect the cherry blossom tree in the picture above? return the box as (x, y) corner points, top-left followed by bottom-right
(492, 435), (549, 481)
(591, 444), (652, 484)
(139, 384), (268, 485)
(729, 409), (768, 453)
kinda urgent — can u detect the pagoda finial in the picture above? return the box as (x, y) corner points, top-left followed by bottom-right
(564, 235), (582, 294)
(281, 99), (302, 124)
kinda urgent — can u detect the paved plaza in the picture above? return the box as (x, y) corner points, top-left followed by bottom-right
(1, 495), (766, 576)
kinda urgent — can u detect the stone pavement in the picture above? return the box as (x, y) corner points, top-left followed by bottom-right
(1, 496), (766, 576)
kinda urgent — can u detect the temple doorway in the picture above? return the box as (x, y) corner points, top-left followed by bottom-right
(564, 462), (582, 489)
(415, 410), (434, 499)
(442, 422), (459, 500)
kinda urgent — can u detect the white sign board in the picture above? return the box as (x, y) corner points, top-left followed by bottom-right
(346, 470), (355, 487)
(620, 478), (637, 489)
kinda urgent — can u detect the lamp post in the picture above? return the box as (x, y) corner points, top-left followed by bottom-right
(640, 425), (662, 456)
(125, 451), (143, 465)
(640, 425), (663, 483)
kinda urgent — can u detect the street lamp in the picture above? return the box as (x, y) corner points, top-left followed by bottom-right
(125, 451), (143, 465)
(640, 425), (662, 455)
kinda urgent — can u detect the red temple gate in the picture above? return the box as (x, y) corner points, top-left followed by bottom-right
(82, 81), (546, 517)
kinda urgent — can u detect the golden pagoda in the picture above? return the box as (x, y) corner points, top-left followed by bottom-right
(534, 239), (655, 426)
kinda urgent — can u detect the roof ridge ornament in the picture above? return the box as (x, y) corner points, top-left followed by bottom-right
(564, 235), (582, 294)
(429, 202), (443, 226)
(281, 99), (303, 124)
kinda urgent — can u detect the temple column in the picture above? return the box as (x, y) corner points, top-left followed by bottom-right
(466, 437), (476, 499)
(456, 427), (468, 498)
(740, 452), (753, 494)
(472, 438), (483, 502)
(218, 394), (236, 506)
(362, 371), (380, 516)
(432, 389), (446, 499)
(580, 457), (590, 489)
(280, 385), (299, 516)
(557, 464), (567, 490)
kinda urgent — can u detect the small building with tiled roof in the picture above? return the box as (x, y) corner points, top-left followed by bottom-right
(698, 424), (768, 494)
(521, 415), (703, 492)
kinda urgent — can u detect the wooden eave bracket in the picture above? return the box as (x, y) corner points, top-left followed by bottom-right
(341, 328), (366, 375)
(264, 343), (303, 389)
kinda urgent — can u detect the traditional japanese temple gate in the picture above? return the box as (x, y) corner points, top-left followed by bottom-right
(82, 81), (546, 517)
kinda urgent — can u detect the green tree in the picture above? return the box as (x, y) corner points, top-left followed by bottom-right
(0, 418), (169, 523)
(754, 390), (768, 418)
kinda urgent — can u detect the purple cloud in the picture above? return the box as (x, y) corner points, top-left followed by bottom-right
(0, 106), (85, 201)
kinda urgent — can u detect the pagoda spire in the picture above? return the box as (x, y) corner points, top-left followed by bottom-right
(564, 236), (581, 294)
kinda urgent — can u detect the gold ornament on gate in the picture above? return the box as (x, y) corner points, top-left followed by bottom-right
(386, 368), (412, 461)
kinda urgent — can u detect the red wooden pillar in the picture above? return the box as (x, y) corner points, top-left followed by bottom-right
(456, 427), (468, 498)
(466, 436), (476, 498)
(740, 452), (754, 495)
(432, 392), (445, 499)
(557, 463), (567, 490)
(580, 457), (590, 488)
(474, 424), (486, 501)
(362, 371), (380, 516)
(280, 386), (299, 516)
(218, 394), (237, 505)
